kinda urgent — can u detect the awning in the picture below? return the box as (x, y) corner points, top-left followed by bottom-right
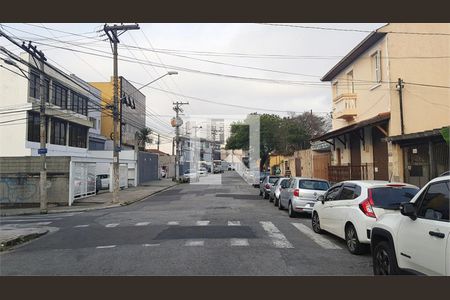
(311, 112), (390, 142)
(385, 127), (447, 144)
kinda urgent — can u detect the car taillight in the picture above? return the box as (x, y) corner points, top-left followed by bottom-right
(293, 188), (300, 197)
(359, 189), (376, 218)
(265, 183), (270, 189)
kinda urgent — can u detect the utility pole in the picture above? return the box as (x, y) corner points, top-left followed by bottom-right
(104, 24), (140, 204)
(173, 101), (189, 181)
(396, 78), (405, 135)
(157, 133), (160, 151)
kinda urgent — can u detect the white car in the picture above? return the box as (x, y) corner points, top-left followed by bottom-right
(199, 167), (207, 176)
(312, 180), (419, 254)
(371, 175), (450, 275)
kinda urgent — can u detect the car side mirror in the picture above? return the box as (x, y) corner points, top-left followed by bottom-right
(400, 202), (417, 220)
(318, 195), (325, 204)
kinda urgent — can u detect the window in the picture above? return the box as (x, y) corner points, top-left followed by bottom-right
(29, 72), (49, 101)
(52, 83), (68, 108)
(371, 187), (419, 209)
(89, 117), (97, 130)
(69, 123), (88, 148)
(299, 180), (330, 191)
(27, 112), (41, 142)
(346, 70), (354, 93)
(417, 181), (449, 222)
(337, 185), (356, 200)
(50, 118), (67, 145)
(70, 91), (88, 116)
(371, 50), (381, 83)
(325, 185), (342, 201)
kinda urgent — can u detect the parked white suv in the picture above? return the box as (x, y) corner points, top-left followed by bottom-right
(371, 175), (450, 275)
(312, 181), (419, 254)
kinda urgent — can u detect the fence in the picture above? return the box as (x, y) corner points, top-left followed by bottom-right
(328, 163), (372, 183)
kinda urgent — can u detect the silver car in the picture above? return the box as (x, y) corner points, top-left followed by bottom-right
(279, 177), (330, 218)
(260, 175), (281, 199)
(269, 177), (289, 206)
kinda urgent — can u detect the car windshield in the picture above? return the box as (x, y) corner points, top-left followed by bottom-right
(298, 180), (329, 191)
(371, 187), (419, 209)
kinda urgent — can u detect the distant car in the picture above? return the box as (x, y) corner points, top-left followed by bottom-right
(269, 177), (289, 206)
(96, 174), (110, 193)
(312, 180), (419, 255)
(279, 177), (330, 217)
(213, 165), (222, 174)
(260, 175), (281, 199)
(199, 167), (207, 176)
(371, 175), (449, 275)
(182, 169), (199, 183)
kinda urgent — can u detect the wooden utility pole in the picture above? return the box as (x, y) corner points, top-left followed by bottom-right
(103, 24), (140, 204)
(157, 133), (160, 151)
(173, 101), (189, 181)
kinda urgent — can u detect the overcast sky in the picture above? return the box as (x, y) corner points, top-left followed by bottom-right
(0, 23), (385, 153)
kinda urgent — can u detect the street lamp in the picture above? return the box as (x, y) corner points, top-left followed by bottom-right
(121, 71), (178, 100)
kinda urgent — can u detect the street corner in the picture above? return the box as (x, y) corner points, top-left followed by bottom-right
(0, 226), (50, 252)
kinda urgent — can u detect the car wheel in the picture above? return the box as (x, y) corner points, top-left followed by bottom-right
(288, 201), (298, 218)
(345, 224), (366, 255)
(311, 212), (323, 234)
(264, 192), (269, 199)
(278, 198), (284, 210)
(373, 241), (401, 275)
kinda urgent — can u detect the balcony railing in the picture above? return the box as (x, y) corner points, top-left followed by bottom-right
(328, 163), (373, 184)
(333, 93), (357, 120)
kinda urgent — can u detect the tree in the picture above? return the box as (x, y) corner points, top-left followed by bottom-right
(135, 127), (153, 150)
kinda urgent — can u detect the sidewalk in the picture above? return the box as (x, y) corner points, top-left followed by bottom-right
(0, 179), (179, 217)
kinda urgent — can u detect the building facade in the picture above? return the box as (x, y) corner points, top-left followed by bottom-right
(313, 23), (450, 186)
(90, 77), (146, 150)
(0, 52), (95, 157)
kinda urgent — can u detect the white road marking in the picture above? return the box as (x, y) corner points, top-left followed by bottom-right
(143, 243), (160, 247)
(196, 220), (210, 226)
(291, 223), (342, 250)
(1, 218), (62, 222)
(105, 223), (119, 228)
(230, 238), (249, 246)
(35, 222), (52, 226)
(185, 240), (205, 246)
(74, 224), (89, 228)
(260, 221), (294, 249)
(135, 222), (150, 226)
(167, 221), (179, 225)
(96, 245), (116, 249)
(227, 221), (241, 226)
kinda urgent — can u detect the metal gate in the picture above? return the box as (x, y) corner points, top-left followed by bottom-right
(138, 152), (159, 184)
(72, 162), (96, 199)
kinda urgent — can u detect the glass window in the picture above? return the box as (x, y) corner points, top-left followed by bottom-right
(371, 187), (419, 209)
(52, 83), (68, 108)
(69, 123), (88, 148)
(371, 50), (382, 83)
(299, 180), (330, 191)
(29, 72), (49, 101)
(325, 185), (342, 201)
(337, 185), (356, 200)
(27, 112), (40, 142)
(50, 118), (67, 146)
(417, 181), (449, 222)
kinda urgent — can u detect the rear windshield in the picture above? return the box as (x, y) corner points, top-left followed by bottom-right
(371, 187), (419, 209)
(269, 177), (280, 184)
(298, 180), (329, 191)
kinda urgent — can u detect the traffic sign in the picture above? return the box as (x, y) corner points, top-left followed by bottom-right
(38, 148), (47, 155)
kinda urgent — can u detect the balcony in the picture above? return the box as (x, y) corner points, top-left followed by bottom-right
(333, 93), (357, 120)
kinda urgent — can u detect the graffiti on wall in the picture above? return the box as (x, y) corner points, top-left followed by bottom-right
(0, 177), (38, 203)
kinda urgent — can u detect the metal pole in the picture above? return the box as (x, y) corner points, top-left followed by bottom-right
(39, 59), (47, 213)
(112, 37), (120, 204)
(157, 133), (160, 151)
(397, 78), (405, 135)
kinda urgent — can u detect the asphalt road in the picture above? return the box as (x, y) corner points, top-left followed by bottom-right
(0, 171), (373, 275)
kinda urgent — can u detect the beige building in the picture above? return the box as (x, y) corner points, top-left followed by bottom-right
(313, 23), (450, 187)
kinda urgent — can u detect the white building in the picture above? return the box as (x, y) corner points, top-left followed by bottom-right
(0, 52), (101, 157)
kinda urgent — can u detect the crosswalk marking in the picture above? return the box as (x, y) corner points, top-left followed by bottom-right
(227, 221), (241, 226)
(259, 221), (294, 249)
(135, 222), (150, 226)
(35, 222), (52, 226)
(291, 223), (341, 250)
(143, 243), (160, 247)
(105, 223), (119, 228)
(167, 221), (179, 225)
(0, 218), (61, 222)
(185, 240), (204, 246)
(96, 245), (116, 249)
(74, 224), (89, 228)
(196, 220), (210, 226)
(230, 238), (249, 246)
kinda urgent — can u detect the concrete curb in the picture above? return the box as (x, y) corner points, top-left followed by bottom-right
(0, 183), (179, 217)
(0, 229), (49, 252)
